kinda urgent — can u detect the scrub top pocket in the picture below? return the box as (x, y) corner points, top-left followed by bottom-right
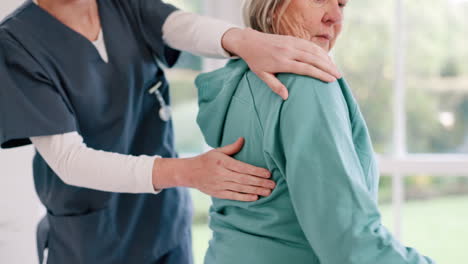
(46, 207), (119, 263)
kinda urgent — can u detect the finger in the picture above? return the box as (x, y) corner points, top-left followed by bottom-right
(286, 61), (337, 83)
(228, 171), (276, 189)
(223, 156), (271, 178)
(217, 191), (259, 202)
(257, 72), (289, 100)
(217, 137), (244, 156)
(289, 36), (330, 61)
(291, 38), (341, 78)
(328, 57), (342, 78)
(224, 182), (272, 197)
(293, 50), (341, 79)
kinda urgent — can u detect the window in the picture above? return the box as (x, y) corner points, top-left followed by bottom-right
(334, 0), (395, 154)
(381, 176), (468, 262)
(405, 0), (468, 154)
(337, 1), (468, 263)
(164, 0), (206, 155)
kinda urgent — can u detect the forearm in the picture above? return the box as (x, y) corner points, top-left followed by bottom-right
(31, 132), (158, 194)
(162, 10), (239, 58)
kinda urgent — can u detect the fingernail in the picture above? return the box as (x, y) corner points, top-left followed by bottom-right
(269, 182), (276, 188)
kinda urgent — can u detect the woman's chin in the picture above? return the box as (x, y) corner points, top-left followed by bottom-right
(308, 36), (327, 48)
(311, 40), (330, 52)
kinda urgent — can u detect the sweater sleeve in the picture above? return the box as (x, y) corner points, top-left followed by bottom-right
(277, 76), (434, 264)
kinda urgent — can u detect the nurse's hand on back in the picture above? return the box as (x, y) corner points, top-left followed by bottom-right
(17, 0), (341, 202)
(153, 138), (275, 201)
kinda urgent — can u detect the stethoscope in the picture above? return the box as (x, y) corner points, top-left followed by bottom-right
(148, 81), (172, 122)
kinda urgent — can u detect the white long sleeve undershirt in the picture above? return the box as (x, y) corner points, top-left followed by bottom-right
(29, 2), (239, 193)
(31, 132), (160, 194)
(163, 10), (236, 58)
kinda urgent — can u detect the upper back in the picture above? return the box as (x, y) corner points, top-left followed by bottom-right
(197, 61), (379, 264)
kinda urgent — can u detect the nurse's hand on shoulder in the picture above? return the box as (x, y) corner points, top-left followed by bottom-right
(222, 28), (341, 100)
(153, 138), (275, 202)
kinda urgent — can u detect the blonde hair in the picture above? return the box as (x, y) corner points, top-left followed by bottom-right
(242, 0), (310, 39)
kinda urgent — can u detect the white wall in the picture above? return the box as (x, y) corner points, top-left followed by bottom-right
(0, 146), (42, 264)
(0, 2), (44, 264)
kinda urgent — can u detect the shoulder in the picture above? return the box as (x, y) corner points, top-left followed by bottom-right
(0, 29), (51, 85)
(197, 60), (249, 84)
(0, 30), (35, 66)
(115, 0), (178, 17)
(0, 1), (31, 28)
(0, 29), (23, 61)
(239, 71), (349, 125)
(243, 71), (343, 103)
(0, 2), (38, 62)
(278, 74), (350, 124)
(280, 74), (342, 100)
(281, 74), (345, 105)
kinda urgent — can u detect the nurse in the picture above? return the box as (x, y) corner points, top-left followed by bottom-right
(0, 0), (340, 263)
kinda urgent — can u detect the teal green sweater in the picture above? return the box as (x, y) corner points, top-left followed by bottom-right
(195, 59), (434, 264)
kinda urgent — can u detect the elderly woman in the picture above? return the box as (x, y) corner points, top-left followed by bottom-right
(196, 0), (435, 263)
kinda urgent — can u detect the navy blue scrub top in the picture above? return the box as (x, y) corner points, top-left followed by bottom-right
(0, 1), (193, 263)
